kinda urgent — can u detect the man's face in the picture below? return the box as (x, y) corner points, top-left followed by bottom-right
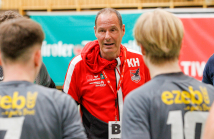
(94, 13), (125, 60)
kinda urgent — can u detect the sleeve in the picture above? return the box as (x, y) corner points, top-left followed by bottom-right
(202, 55), (214, 85)
(0, 66), (3, 81)
(122, 93), (151, 139)
(61, 94), (87, 139)
(35, 62), (56, 88)
(63, 60), (81, 104)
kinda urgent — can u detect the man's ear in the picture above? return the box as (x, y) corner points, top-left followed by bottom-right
(122, 24), (125, 36)
(94, 26), (97, 38)
(34, 49), (42, 68)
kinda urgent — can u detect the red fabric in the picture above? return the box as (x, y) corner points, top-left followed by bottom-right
(179, 18), (214, 80)
(81, 40), (124, 73)
(63, 41), (150, 123)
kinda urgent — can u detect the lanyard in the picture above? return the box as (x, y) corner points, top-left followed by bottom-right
(102, 46), (127, 121)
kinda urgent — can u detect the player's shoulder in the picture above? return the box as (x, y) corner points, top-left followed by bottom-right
(70, 55), (82, 65)
(206, 54), (214, 64)
(32, 84), (74, 104)
(66, 55), (83, 77)
(199, 79), (214, 91)
(125, 78), (160, 103)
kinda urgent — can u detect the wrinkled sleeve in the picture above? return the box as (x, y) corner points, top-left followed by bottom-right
(60, 93), (87, 139)
(0, 66), (3, 81)
(122, 92), (150, 139)
(35, 62), (56, 88)
(63, 60), (81, 104)
(202, 55), (214, 85)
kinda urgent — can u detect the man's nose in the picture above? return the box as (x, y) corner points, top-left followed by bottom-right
(105, 31), (111, 41)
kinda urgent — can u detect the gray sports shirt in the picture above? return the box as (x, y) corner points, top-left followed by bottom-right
(0, 62), (54, 87)
(0, 81), (86, 139)
(122, 72), (214, 139)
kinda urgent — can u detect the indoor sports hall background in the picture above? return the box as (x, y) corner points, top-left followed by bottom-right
(1, 0), (214, 88)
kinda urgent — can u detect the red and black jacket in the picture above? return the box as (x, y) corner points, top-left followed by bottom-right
(63, 40), (150, 139)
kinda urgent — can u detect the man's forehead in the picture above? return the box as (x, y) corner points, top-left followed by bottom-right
(96, 13), (120, 28)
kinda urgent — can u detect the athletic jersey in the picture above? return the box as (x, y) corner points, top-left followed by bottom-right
(0, 62), (56, 88)
(202, 54), (214, 85)
(63, 40), (150, 139)
(0, 81), (86, 139)
(122, 72), (214, 139)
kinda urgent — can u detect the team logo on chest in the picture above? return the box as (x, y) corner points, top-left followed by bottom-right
(130, 68), (141, 83)
(86, 74), (106, 87)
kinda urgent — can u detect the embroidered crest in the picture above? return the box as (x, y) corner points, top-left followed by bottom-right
(130, 68), (141, 83)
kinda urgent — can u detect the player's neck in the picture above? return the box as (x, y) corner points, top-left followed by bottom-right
(148, 60), (181, 79)
(2, 64), (35, 83)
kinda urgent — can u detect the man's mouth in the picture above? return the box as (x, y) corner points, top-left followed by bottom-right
(104, 43), (114, 46)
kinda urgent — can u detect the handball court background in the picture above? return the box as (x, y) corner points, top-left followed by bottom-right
(26, 9), (214, 89)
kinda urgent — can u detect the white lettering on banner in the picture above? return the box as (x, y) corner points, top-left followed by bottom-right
(180, 61), (206, 77)
(41, 40), (142, 57)
(127, 58), (140, 67)
(41, 41), (91, 57)
(42, 41), (73, 57)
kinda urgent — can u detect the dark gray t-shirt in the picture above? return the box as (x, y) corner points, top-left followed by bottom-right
(0, 81), (86, 139)
(0, 62), (55, 88)
(122, 72), (214, 139)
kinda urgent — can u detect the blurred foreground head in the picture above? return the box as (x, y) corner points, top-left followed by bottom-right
(134, 9), (184, 65)
(0, 18), (44, 67)
(0, 11), (22, 24)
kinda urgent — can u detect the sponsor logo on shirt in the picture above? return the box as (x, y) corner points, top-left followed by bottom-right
(86, 75), (100, 82)
(161, 86), (211, 111)
(130, 68), (141, 83)
(0, 92), (38, 118)
(89, 81), (106, 87)
(86, 74), (106, 87)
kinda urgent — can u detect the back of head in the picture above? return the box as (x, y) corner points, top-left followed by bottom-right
(0, 18), (44, 63)
(134, 9), (184, 65)
(0, 11), (22, 24)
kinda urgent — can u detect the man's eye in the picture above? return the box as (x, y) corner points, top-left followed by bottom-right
(100, 30), (105, 32)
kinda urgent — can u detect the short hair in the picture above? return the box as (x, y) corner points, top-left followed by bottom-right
(95, 8), (123, 28)
(134, 9), (184, 65)
(0, 18), (44, 62)
(0, 11), (22, 24)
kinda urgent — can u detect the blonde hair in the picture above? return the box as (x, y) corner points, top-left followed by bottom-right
(134, 9), (184, 65)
